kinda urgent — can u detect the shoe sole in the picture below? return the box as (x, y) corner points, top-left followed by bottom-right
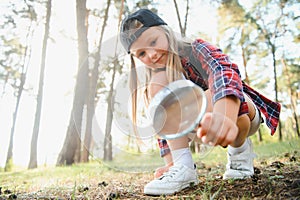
(144, 180), (199, 195)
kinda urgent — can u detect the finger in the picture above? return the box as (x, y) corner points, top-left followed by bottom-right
(199, 113), (212, 132)
(210, 130), (226, 146)
(201, 135), (212, 145)
(218, 126), (238, 147)
(219, 139), (230, 148)
(209, 120), (233, 146)
(196, 126), (205, 138)
(197, 113), (211, 138)
(200, 134), (217, 146)
(204, 121), (225, 146)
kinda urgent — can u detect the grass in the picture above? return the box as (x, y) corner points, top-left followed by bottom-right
(193, 137), (300, 166)
(254, 139), (300, 157)
(1, 163), (97, 191)
(0, 138), (299, 199)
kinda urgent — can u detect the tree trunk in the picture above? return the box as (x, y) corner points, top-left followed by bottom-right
(5, 82), (23, 171)
(173, 0), (189, 37)
(240, 26), (263, 141)
(258, 128), (263, 142)
(270, 44), (282, 140)
(56, 0), (89, 165)
(28, 0), (51, 169)
(4, 6), (35, 172)
(240, 26), (250, 85)
(81, 0), (112, 163)
(103, 0), (124, 160)
(104, 67), (116, 161)
(173, 0), (198, 153)
(281, 58), (300, 137)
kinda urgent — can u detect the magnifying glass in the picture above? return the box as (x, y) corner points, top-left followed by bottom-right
(148, 79), (207, 140)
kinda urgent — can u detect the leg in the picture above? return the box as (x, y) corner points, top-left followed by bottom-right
(153, 136), (192, 178)
(198, 89), (259, 179)
(154, 138), (173, 178)
(148, 72), (194, 178)
(145, 77), (199, 195)
(232, 94), (257, 147)
(166, 136), (194, 168)
(223, 94), (261, 180)
(145, 133), (199, 195)
(154, 152), (173, 178)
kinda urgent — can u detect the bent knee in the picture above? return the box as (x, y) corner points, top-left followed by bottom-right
(237, 114), (251, 137)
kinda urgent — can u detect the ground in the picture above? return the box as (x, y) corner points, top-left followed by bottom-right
(0, 150), (299, 200)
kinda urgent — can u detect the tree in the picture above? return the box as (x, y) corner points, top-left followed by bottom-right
(217, 0), (300, 140)
(2, 1), (37, 171)
(281, 58), (300, 137)
(216, 0), (265, 141)
(217, 0), (251, 83)
(245, 0), (300, 140)
(28, 0), (52, 169)
(173, 0), (206, 153)
(81, 0), (112, 162)
(173, 0), (189, 37)
(57, 0), (89, 165)
(104, 0), (155, 156)
(103, 59), (117, 161)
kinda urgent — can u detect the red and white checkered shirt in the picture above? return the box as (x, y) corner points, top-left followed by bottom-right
(157, 38), (281, 157)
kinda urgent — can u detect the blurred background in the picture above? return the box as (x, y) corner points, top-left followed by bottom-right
(0, 0), (299, 171)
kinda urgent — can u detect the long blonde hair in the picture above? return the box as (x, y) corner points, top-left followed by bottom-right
(129, 24), (191, 130)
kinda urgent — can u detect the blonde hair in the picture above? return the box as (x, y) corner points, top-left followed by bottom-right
(127, 22), (190, 136)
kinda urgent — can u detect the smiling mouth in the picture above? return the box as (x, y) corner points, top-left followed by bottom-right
(153, 54), (164, 65)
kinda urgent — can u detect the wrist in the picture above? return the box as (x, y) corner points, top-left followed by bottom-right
(213, 96), (240, 123)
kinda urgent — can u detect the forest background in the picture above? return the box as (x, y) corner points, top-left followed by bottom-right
(0, 0), (299, 172)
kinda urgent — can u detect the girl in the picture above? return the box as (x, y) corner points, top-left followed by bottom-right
(120, 9), (281, 195)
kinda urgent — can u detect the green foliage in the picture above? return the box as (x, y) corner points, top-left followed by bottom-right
(135, 0), (156, 10)
(0, 0), (39, 94)
(218, 0), (246, 31)
(280, 116), (300, 139)
(254, 138), (300, 160)
(282, 61), (300, 91)
(216, 0), (300, 140)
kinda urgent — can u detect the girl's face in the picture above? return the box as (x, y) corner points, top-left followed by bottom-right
(130, 27), (169, 69)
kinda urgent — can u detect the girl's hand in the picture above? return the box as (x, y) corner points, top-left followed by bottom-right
(196, 112), (238, 147)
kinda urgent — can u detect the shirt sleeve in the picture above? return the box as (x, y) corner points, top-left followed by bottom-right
(191, 39), (245, 104)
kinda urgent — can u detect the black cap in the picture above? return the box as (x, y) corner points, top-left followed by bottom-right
(120, 9), (167, 53)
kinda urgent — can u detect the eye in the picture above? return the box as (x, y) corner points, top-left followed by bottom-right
(138, 51), (146, 58)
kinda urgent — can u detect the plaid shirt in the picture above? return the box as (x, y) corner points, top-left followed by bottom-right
(158, 38), (281, 157)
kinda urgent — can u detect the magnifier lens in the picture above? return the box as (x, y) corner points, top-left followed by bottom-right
(150, 80), (206, 140)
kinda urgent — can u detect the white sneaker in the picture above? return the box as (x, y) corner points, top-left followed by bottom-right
(144, 164), (199, 195)
(223, 138), (256, 180)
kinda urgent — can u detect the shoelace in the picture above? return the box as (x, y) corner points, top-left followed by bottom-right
(159, 166), (181, 180)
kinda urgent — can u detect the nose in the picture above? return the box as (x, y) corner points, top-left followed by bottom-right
(147, 48), (157, 62)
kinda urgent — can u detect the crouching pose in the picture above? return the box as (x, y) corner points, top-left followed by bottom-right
(120, 9), (281, 195)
